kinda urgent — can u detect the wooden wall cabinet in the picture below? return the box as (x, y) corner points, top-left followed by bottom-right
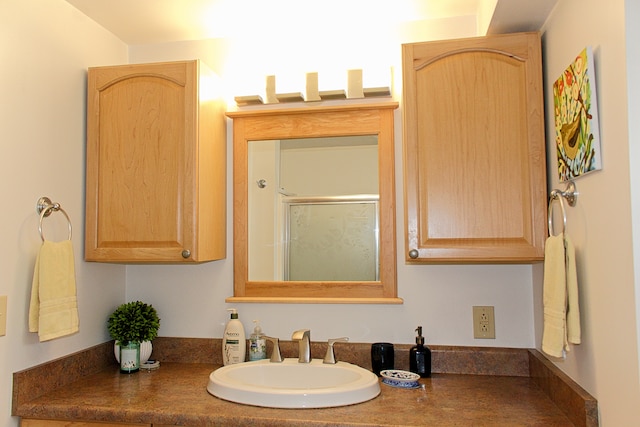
(85, 60), (226, 263)
(402, 32), (547, 263)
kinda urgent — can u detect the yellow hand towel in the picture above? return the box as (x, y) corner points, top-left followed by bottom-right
(29, 240), (79, 341)
(542, 233), (581, 358)
(541, 234), (566, 358)
(565, 235), (581, 345)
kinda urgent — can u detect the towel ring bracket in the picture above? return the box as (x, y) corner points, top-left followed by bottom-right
(37, 197), (56, 217)
(551, 181), (578, 207)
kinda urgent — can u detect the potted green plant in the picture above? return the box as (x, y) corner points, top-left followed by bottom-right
(108, 301), (160, 372)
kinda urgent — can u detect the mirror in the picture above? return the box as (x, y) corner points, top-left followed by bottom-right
(227, 103), (400, 303)
(249, 136), (379, 282)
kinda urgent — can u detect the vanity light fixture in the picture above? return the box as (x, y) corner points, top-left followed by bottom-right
(234, 69), (391, 106)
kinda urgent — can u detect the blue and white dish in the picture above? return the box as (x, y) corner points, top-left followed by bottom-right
(380, 369), (420, 388)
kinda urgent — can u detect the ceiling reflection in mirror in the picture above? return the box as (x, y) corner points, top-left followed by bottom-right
(248, 135), (379, 282)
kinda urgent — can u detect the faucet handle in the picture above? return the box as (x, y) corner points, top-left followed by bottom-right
(265, 336), (283, 363)
(323, 337), (349, 364)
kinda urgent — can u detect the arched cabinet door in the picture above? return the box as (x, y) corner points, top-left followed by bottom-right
(85, 60), (226, 263)
(402, 32), (547, 263)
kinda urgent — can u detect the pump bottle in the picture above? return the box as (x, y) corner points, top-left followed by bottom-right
(409, 326), (431, 377)
(249, 320), (267, 361)
(222, 308), (246, 365)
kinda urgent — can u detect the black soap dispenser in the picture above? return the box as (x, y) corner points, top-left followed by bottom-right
(410, 326), (431, 378)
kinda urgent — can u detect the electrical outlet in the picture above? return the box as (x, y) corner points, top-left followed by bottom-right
(0, 295), (6, 337)
(473, 306), (495, 339)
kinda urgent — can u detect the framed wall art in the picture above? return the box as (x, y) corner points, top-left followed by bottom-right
(552, 46), (602, 181)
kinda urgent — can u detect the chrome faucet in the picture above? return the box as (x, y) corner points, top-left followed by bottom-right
(291, 329), (311, 363)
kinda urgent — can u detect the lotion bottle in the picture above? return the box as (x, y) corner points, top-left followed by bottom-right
(249, 320), (267, 361)
(409, 326), (431, 377)
(223, 308), (246, 365)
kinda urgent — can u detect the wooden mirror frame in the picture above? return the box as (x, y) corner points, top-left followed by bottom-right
(226, 102), (401, 304)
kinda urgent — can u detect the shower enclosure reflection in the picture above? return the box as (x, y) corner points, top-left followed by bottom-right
(248, 136), (379, 281)
(285, 196), (379, 281)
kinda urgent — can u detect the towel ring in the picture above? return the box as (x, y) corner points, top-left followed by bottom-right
(547, 181), (578, 237)
(548, 192), (567, 237)
(36, 197), (72, 241)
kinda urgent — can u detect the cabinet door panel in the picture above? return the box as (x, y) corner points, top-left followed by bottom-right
(403, 32), (546, 262)
(96, 73), (188, 251)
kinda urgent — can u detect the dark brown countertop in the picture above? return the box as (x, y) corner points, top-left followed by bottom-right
(16, 362), (575, 426)
(13, 339), (598, 426)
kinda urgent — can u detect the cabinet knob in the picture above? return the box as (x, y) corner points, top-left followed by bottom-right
(181, 249), (191, 259)
(408, 249), (419, 259)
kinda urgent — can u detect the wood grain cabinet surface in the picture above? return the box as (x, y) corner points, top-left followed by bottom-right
(402, 32), (547, 263)
(21, 421), (190, 427)
(21, 419), (189, 427)
(21, 420), (150, 427)
(85, 60), (226, 263)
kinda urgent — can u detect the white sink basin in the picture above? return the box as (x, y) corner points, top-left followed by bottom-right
(207, 358), (380, 408)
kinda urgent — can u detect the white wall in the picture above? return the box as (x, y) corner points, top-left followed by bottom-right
(541, 0), (640, 424)
(1, 1), (129, 426)
(626, 0), (640, 382)
(126, 22), (537, 348)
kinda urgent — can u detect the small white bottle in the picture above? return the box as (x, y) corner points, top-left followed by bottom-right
(222, 308), (246, 365)
(249, 320), (267, 361)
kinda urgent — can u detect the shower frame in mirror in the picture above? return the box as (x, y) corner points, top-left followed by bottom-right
(227, 102), (401, 304)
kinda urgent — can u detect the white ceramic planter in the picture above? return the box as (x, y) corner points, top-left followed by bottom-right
(114, 340), (152, 364)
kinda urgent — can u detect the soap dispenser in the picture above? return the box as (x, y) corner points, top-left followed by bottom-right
(222, 308), (246, 365)
(409, 326), (431, 378)
(249, 320), (267, 361)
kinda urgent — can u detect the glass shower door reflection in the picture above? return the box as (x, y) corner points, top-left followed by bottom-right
(285, 198), (379, 281)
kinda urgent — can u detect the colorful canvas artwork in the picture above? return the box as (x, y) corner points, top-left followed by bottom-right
(553, 46), (602, 181)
